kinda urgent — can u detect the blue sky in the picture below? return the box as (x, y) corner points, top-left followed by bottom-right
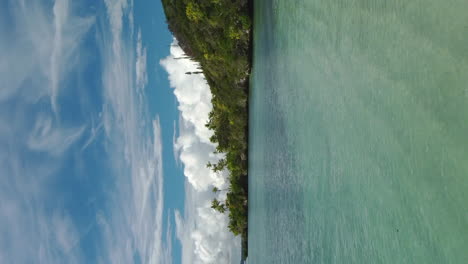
(0, 0), (238, 263)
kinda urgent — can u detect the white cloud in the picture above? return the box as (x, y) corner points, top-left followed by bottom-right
(175, 118), (227, 191)
(161, 42), (226, 191)
(160, 43), (214, 144)
(161, 40), (240, 264)
(174, 186), (240, 264)
(173, 120), (180, 165)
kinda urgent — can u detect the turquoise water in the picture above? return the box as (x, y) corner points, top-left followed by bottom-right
(248, 1), (468, 263)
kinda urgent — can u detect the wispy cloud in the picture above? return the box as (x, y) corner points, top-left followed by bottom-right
(50, 0), (94, 114)
(0, 0), (93, 262)
(161, 40), (240, 264)
(28, 113), (85, 156)
(0, 0), (171, 263)
(81, 114), (104, 151)
(0, 0), (93, 110)
(136, 29), (148, 89)
(96, 1), (171, 263)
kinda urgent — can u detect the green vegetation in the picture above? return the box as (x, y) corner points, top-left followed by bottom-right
(161, 0), (251, 260)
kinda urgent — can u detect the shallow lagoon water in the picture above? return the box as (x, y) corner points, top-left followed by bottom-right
(248, 1), (468, 263)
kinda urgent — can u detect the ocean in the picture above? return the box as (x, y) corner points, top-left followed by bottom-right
(248, 0), (468, 263)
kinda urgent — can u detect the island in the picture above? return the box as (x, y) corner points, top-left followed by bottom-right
(161, 0), (252, 260)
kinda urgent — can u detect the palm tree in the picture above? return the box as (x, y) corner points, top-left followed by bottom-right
(212, 186), (229, 193)
(211, 199), (226, 213)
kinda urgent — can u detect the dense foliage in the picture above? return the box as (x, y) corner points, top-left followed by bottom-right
(161, 0), (251, 259)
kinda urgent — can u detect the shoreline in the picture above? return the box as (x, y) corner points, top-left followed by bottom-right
(160, 0), (253, 260)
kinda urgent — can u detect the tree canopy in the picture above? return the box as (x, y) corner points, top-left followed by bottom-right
(161, 0), (251, 260)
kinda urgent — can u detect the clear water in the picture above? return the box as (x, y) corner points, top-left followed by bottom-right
(248, 1), (468, 263)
